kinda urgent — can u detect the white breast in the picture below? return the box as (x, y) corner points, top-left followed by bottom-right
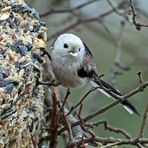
(51, 52), (88, 88)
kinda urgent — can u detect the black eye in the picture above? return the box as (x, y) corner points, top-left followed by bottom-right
(79, 48), (81, 51)
(64, 43), (68, 48)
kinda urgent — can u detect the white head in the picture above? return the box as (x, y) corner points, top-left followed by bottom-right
(51, 33), (85, 61)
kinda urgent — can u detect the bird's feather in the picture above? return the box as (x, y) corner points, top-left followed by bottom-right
(90, 79), (140, 115)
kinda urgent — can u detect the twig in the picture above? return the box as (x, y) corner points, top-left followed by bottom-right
(111, 21), (127, 83)
(101, 142), (119, 148)
(78, 103), (83, 116)
(114, 21), (125, 66)
(67, 136), (148, 147)
(103, 142), (145, 148)
(129, 0), (138, 28)
(40, 0), (101, 17)
(48, 8), (115, 40)
(137, 72), (144, 84)
(83, 80), (148, 122)
(66, 87), (98, 116)
(61, 88), (70, 111)
(139, 104), (148, 138)
(47, 1), (131, 40)
(107, 0), (126, 17)
(129, 0), (148, 30)
(57, 101), (74, 143)
(63, 111), (74, 142)
(50, 92), (59, 148)
(85, 119), (132, 139)
(136, 143), (146, 148)
(58, 80), (148, 135)
(77, 104), (95, 137)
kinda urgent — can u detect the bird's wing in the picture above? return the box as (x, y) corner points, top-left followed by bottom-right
(79, 42), (139, 115)
(82, 41), (96, 68)
(77, 42), (97, 78)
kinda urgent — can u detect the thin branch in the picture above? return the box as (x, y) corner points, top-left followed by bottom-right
(50, 92), (59, 148)
(48, 8), (115, 40)
(137, 72), (144, 84)
(111, 21), (128, 83)
(77, 104), (96, 145)
(102, 142), (145, 148)
(58, 80), (148, 135)
(66, 87), (98, 116)
(83, 80), (148, 122)
(114, 21), (125, 66)
(136, 143), (146, 148)
(57, 101), (74, 143)
(61, 88), (70, 111)
(107, 0), (126, 18)
(67, 136), (148, 147)
(85, 119), (132, 139)
(139, 104), (148, 138)
(63, 112), (74, 142)
(47, 1), (132, 40)
(129, 0), (148, 30)
(101, 142), (120, 148)
(40, 0), (101, 17)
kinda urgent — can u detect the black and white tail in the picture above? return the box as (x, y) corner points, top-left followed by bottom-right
(90, 79), (139, 115)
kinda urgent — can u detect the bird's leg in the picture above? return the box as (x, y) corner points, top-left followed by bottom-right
(32, 76), (60, 95)
(35, 76), (60, 87)
(39, 47), (51, 60)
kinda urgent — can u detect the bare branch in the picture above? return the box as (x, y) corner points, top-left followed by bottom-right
(83, 80), (148, 122)
(111, 21), (128, 83)
(58, 80), (148, 134)
(107, 0), (127, 18)
(67, 136), (148, 147)
(48, 8), (115, 40)
(139, 104), (148, 138)
(50, 92), (59, 148)
(61, 88), (71, 111)
(129, 0), (148, 30)
(40, 0), (101, 17)
(85, 119), (132, 139)
(66, 87), (98, 116)
(137, 72), (144, 84)
(62, 110), (74, 142)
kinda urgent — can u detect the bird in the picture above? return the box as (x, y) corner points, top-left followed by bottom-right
(50, 33), (139, 115)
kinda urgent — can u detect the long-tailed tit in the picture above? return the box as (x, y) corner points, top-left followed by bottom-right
(50, 33), (139, 115)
